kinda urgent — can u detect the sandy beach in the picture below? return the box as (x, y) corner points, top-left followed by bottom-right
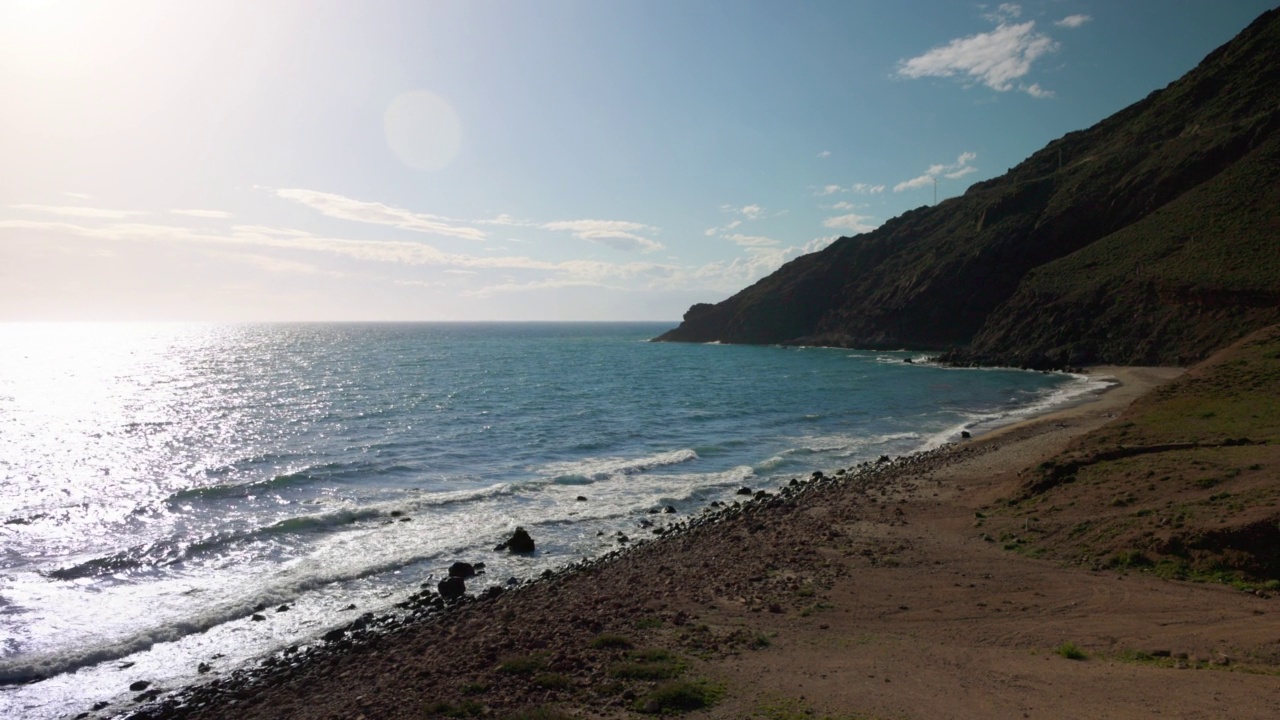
(130, 365), (1280, 720)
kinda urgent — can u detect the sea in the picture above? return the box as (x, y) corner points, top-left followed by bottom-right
(0, 322), (1107, 718)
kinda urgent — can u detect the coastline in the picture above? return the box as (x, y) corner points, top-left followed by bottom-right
(104, 360), (1280, 719)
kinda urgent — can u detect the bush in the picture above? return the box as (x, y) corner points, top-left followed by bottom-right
(635, 680), (722, 714)
(589, 633), (634, 650)
(1054, 641), (1087, 660)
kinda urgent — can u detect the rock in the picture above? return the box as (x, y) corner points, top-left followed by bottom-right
(438, 575), (466, 600)
(482, 586), (505, 600)
(646, 507), (660, 514)
(736, 487), (753, 495)
(276, 604), (290, 612)
(961, 430), (972, 439)
(323, 628), (346, 642)
(251, 614), (266, 621)
(576, 495), (587, 502)
(473, 562), (485, 571)
(504, 527), (536, 553)
(129, 680), (150, 692)
(638, 519), (654, 528)
(92, 701), (110, 710)
(754, 490), (770, 500)
(449, 561), (476, 578)
(197, 662), (211, 674)
(877, 455), (891, 464)
(662, 505), (677, 514)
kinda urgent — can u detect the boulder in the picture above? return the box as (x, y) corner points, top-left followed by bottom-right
(662, 505), (677, 514)
(736, 487), (753, 495)
(129, 680), (150, 692)
(505, 526), (536, 553)
(438, 575), (466, 600)
(449, 561), (476, 578)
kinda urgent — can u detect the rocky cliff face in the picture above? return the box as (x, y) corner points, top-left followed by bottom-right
(657, 9), (1280, 367)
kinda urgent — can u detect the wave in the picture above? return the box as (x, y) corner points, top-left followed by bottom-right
(538, 448), (699, 484)
(169, 459), (394, 503)
(48, 483), (522, 581)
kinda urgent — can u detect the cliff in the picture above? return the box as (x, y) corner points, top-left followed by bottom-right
(657, 9), (1280, 368)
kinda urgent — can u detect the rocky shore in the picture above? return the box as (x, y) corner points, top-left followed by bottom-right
(103, 366), (1280, 720)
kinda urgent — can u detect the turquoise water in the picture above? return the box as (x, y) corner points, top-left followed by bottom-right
(0, 322), (1098, 717)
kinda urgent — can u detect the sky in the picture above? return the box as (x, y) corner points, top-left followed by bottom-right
(1, 0), (1274, 322)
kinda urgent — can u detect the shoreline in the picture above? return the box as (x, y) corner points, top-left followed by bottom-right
(97, 362), (1248, 720)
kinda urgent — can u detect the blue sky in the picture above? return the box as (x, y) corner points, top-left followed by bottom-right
(1, 0), (1273, 321)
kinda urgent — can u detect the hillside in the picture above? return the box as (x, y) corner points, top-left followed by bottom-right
(987, 324), (1280, 583)
(657, 8), (1280, 367)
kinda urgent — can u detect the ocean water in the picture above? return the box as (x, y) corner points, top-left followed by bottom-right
(0, 322), (1103, 717)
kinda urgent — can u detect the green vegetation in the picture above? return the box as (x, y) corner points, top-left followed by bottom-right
(531, 673), (572, 690)
(423, 699), (484, 718)
(634, 680), (723, 714)
(1054, 641), (1087, 660)
(500, 709), (575, 720)
(497, 654), (547, 675)
(589, 633), (634, 650)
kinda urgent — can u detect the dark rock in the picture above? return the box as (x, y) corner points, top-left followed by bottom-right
(504, 526), (536, 553)
(251, 614), (266, 622)
(129, 680), (150, 692)
(438, 575), (466, 600)
(736, 487), (753, 495)
(473, 562), (485, 571)
(322, 628), (346, 642)
(961, 430), (972, 439)
(646, 507), (660, 514)
(754, 490), (770, 500)
(576, 495), (587, 502)
(449, 561), (476, 578)
(276, 604), (289, 612)
(92, 701), (110, 710)
(197, 663), (211, 674)
(877, 455), (891, 464)
(662, 505), (677, 514)
(638, 519), (653, 528)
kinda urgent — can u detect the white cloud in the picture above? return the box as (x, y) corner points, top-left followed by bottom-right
(740, 204), (764, 220)
(1055, 14), (1091, 29)
(171, 209), (234, 219)
(723, 233), (779, 248)
(9, 204), (147, 219)
(540, 219), (664, 253)
(896, 18), (1059, 97)
(983, 3), (1022, 23)
(273, 188), (487, 241)
(894, 152), (978, 192)
(816, 183), (884, 196)
(830, 201), (855, 211)
(822, 213), (878, 233)
(817, 150), (831, 158)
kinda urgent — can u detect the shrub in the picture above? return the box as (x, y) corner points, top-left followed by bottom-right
(589, 633), (633, 650)
(635, 680), (722, 714)
(1054, 641), (1087, 660)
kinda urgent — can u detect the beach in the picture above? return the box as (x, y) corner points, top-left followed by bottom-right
(114, 362), (1278, 719)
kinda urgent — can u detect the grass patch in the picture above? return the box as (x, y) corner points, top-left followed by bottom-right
(497, 654), (547, 675)
(635, 616), (663, 630)
(589, 633), (634, 650)
(1054, 641), (1087, 660)
(610, 647), (684, 680)
(423, 700), (484, 718)
(635, 680), (722, 714)
(531, 673), (572, 690)
(500, 709), (576, 720)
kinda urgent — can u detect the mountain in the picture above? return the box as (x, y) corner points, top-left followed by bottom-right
(656, 9), (1280, 368)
